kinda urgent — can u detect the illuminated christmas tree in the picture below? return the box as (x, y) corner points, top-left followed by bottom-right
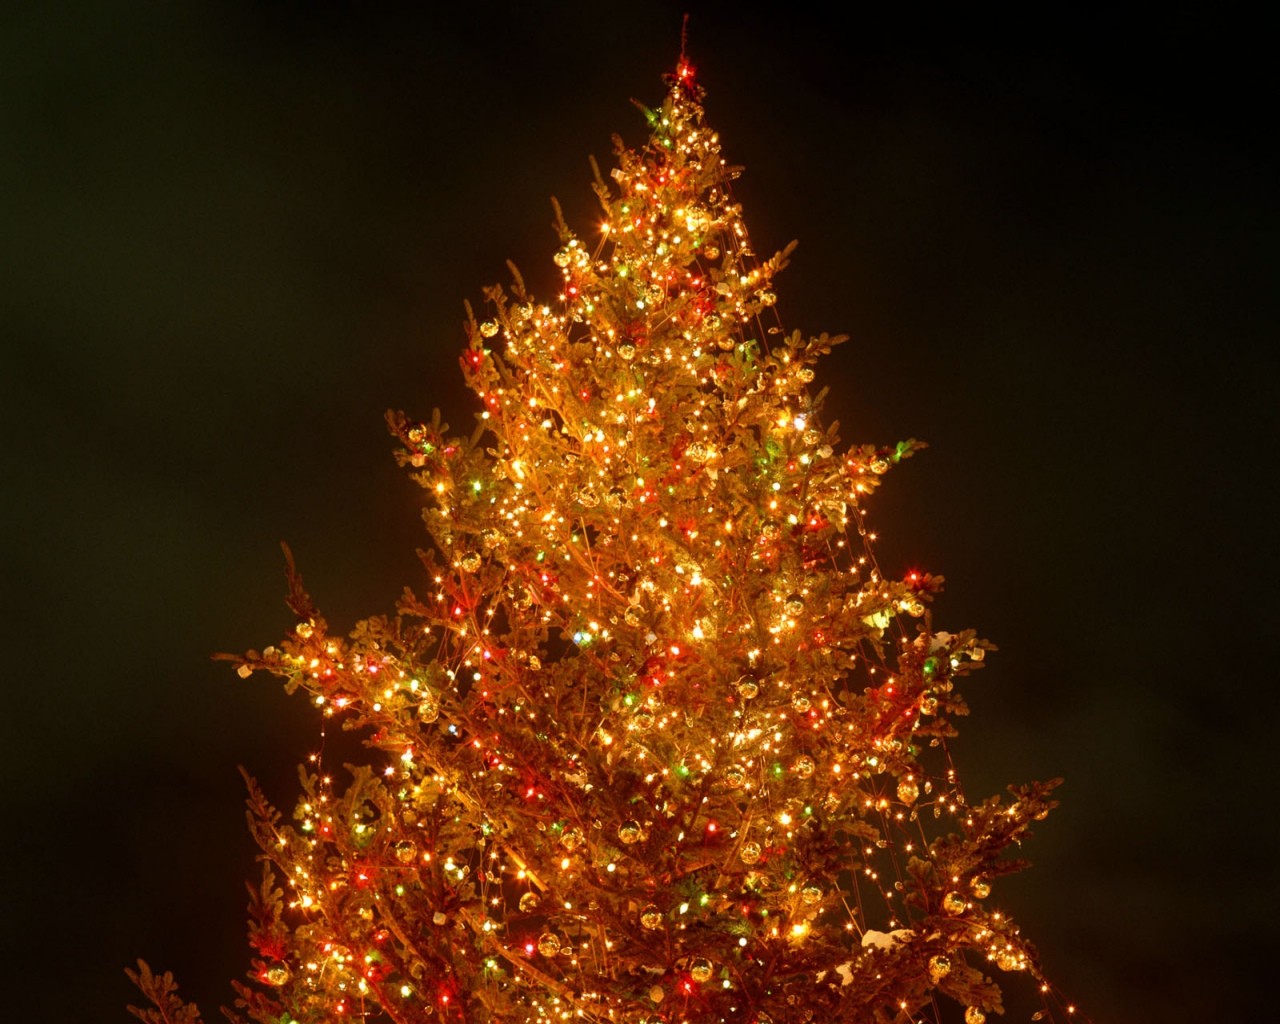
(131, 60), (1080, 1024)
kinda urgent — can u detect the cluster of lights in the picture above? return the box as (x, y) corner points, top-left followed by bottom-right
(217, 61), (1082, 1024)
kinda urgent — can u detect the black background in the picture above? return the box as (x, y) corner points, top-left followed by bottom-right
(3, 3), (1276, 1021)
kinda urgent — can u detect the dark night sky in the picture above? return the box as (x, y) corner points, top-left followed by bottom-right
(3, 3), (1276, 1021)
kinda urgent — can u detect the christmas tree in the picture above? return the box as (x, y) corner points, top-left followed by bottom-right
(131, 59), (1079, 1024)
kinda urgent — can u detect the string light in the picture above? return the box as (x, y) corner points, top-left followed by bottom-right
(151, 59), (1086, 1024)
